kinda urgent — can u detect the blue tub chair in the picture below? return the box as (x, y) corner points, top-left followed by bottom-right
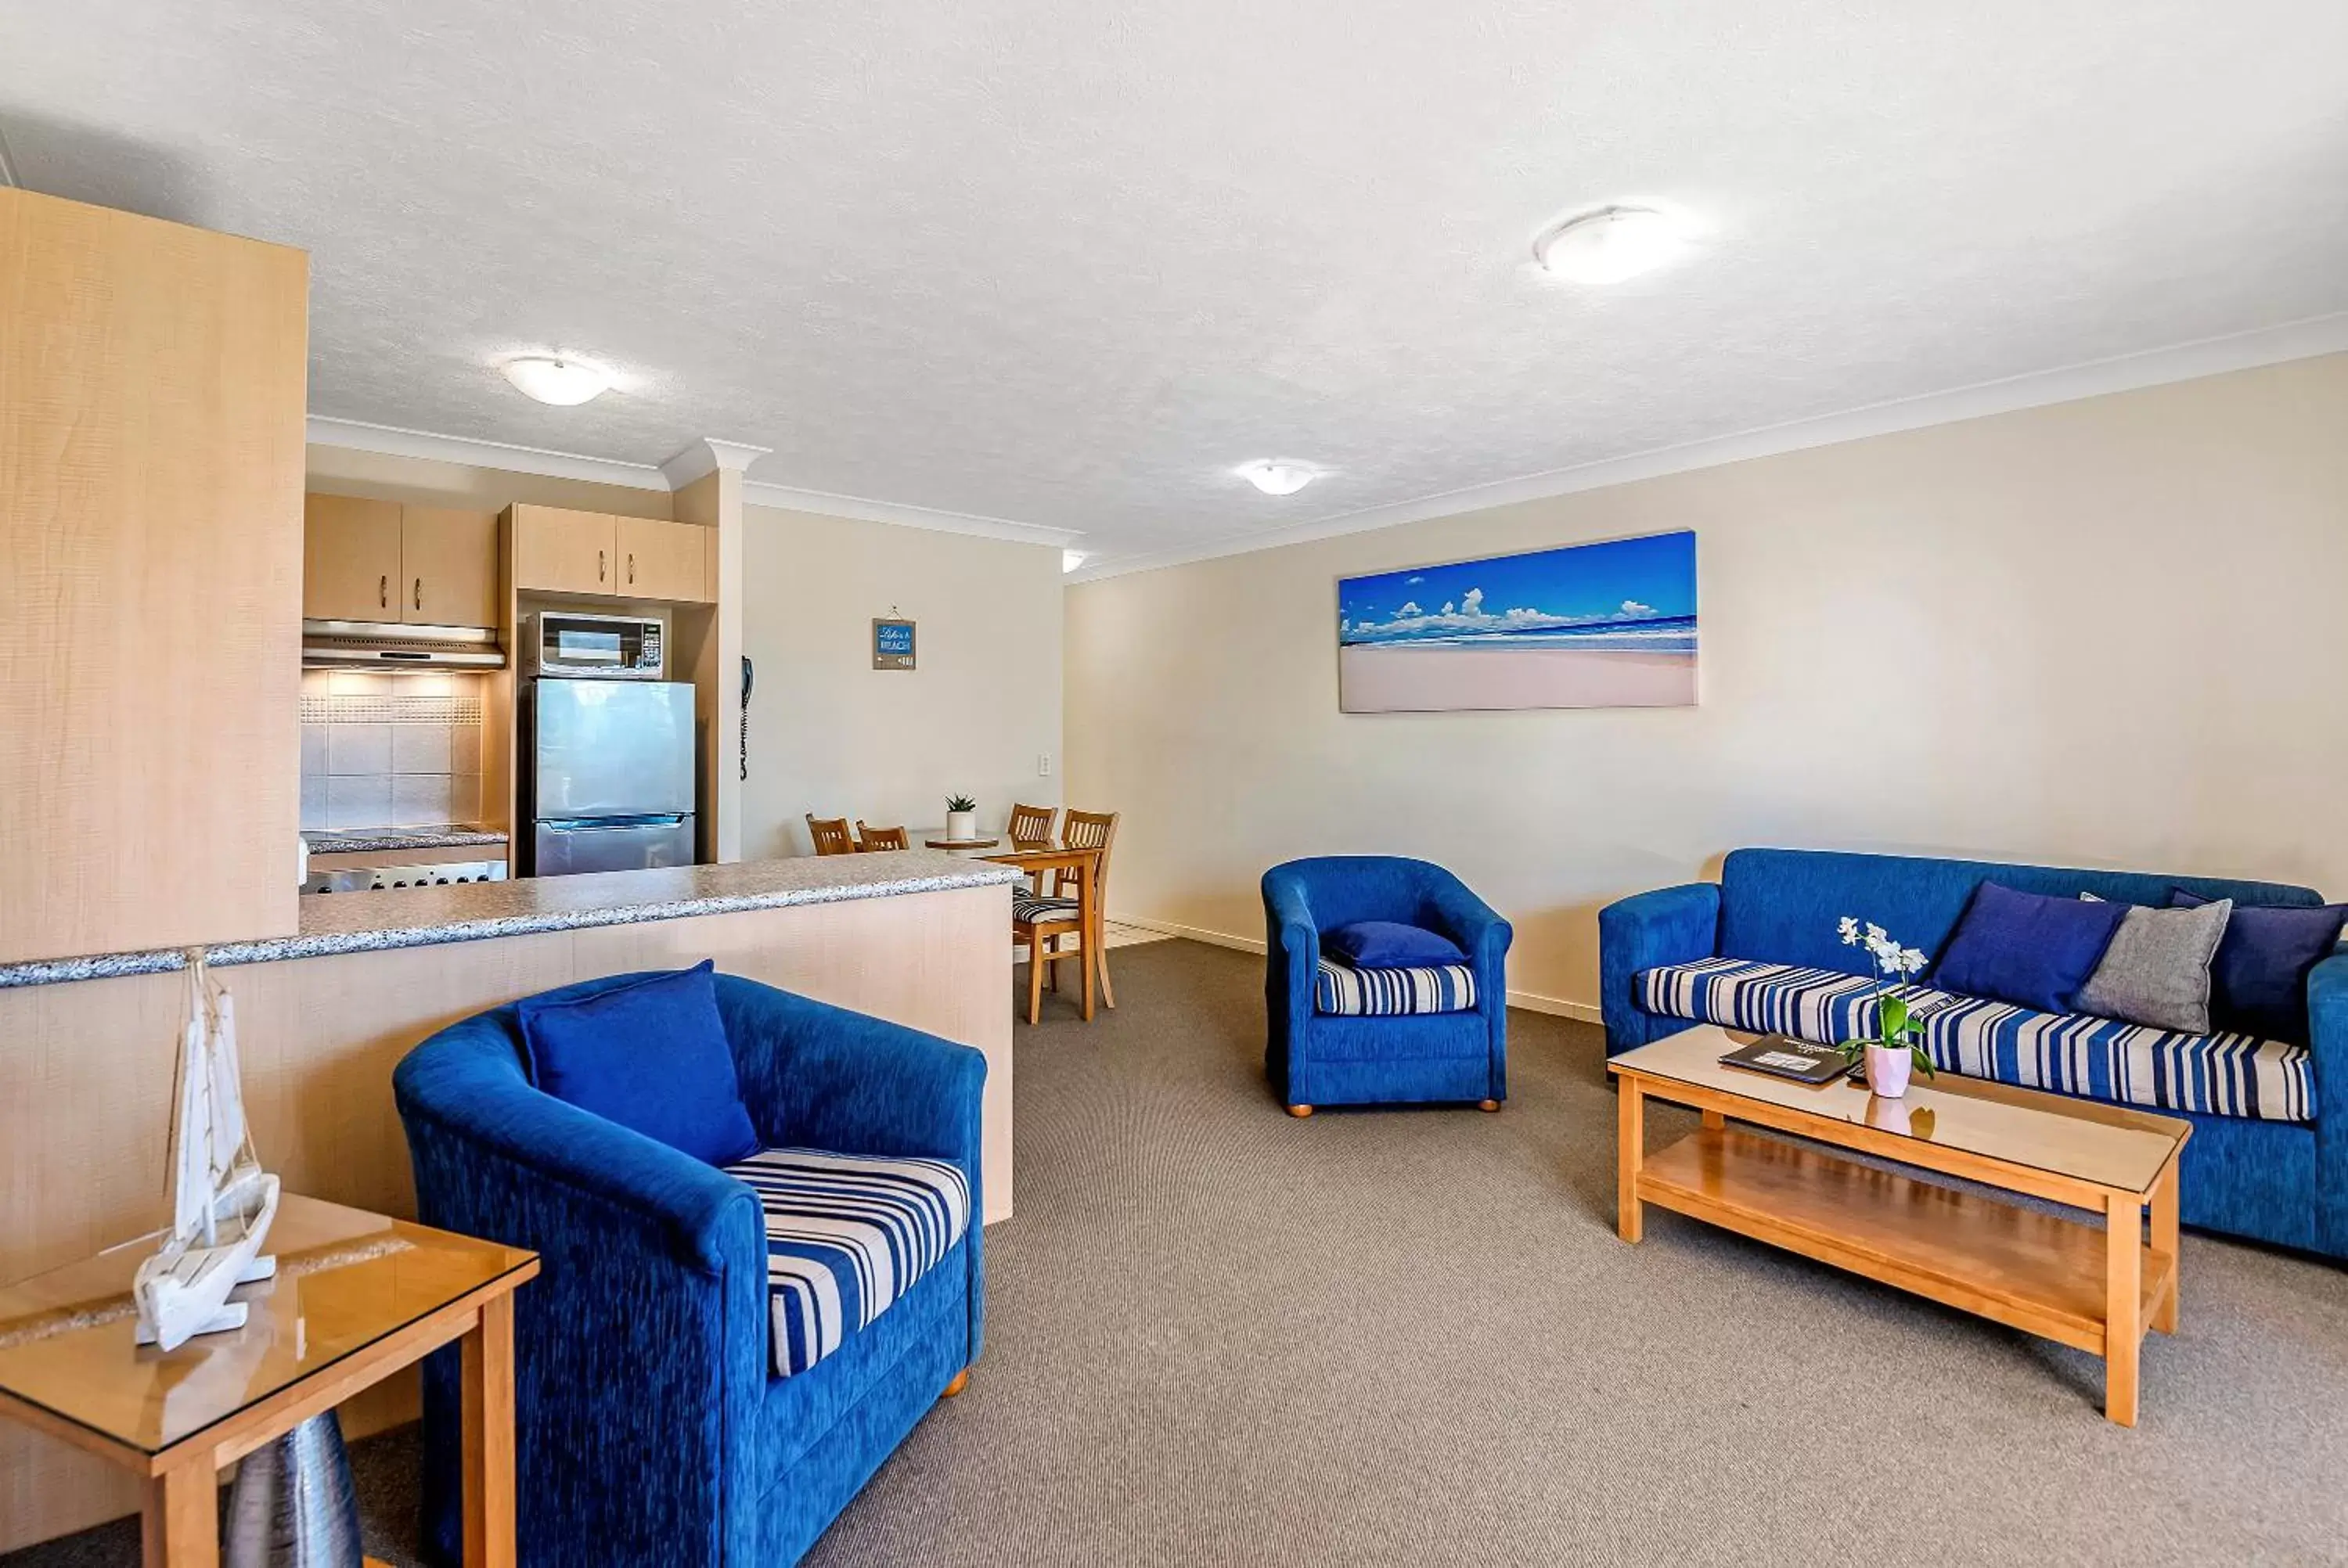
(392, 971), (985, 1567)
(1600, 847), (2347, 1261)
(1263, 856), (1512, 1115)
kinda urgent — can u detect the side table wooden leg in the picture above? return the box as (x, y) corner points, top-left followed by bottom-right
(142, 1458), (217, 1568)
(2105, 1192), (2142, 1426)
(2150, 1162), (2180, 1335)
(1701, 1109), (1725, 1130)
(462, 1293), (518, 1568)
(1616, 1078), (1645, 1243)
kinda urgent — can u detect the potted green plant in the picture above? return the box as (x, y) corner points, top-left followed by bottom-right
(1835, 916), (1936, 1098)
(945, 794), (978, 843)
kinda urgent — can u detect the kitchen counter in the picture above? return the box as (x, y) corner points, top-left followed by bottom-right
(302, 825), (509, 854)
(0, 852), (1020, 989)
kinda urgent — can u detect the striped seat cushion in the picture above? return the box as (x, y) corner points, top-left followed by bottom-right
(1013, 892), (1080, 925)
(1314, 958), (1477, 1016)
(1638, 957), (2315, 1123)
(723, 1147), (971, 1378)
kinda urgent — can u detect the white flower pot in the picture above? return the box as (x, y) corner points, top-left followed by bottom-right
(1864, 1044), (1913, 1099)
(945, 810), (977, 842)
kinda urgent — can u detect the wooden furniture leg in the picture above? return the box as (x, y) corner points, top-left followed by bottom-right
(2105, 1192), (2142, 1427)
(941, 1368), (970, 1397)
(142, 1458), (218, 1568)
(1701, 1109), (1725, 1130)
(2149, 1162), (2180, 1335)
(1616, 1077), (1645, 1243)
(1026, 931), (1045, 1025)
(1077, 860), (1097, 1022)
(462, 1293), (517, 1568)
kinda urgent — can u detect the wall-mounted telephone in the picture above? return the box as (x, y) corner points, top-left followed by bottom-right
(739, 656), (755, 781)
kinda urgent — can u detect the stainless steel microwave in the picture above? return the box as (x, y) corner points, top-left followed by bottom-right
(524, 611), (666, 680)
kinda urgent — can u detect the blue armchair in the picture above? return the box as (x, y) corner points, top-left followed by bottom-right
(1262, 856), (1512, 1114)
(392, 971), (985, 1568)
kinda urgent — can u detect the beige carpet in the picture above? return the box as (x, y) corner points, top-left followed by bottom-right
(13, 939), (2346, 1566)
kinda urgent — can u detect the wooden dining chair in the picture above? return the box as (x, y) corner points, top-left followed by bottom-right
(1042, 808), (1120, 1009)
(806, 815), (857, 856)
(1007, 802), (1058, 893)
(855, 822), (909, 851)
(1013, 886), (1086, 1027)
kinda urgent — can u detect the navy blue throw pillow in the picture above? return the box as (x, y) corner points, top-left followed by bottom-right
(2169, 890), (2346, 1044)
(1930, 882), (2127, 1015)
(517, 960), (762, 1166)
(1323, 919), (1468, 969)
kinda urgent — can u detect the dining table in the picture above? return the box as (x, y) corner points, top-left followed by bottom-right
(917, 831), (1107, 1021)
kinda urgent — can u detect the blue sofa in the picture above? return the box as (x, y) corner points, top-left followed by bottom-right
(1263, 856), (1512, 1113)
(1600, 847), (2347, 1261)
(392, 972), (986, 1567)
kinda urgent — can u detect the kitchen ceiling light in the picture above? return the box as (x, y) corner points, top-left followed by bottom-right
(501, 356), (614, 406)
(1533, 207), (1689, 285)
(1062, 549), (1089, 574)
(1239, 462), (1316, 496)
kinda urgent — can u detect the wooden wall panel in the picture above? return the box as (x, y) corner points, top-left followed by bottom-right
(0, 884), (1010, 1551)
(0, 188), (308, 963)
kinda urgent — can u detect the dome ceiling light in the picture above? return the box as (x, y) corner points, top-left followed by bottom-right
(1532, 206), (1691, 285)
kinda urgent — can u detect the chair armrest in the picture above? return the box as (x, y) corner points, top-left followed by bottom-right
(716, 980), (985, 1168)
(1597, 881), (1723, 1054)
(393, 1050), (762, 1275)
(2308, 955), (2348, 1251)
(1262, 875), (1321, 1007)
(1421, 877), (1512, 978)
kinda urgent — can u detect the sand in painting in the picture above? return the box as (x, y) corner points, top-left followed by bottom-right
(1340, 643), (1695, 712)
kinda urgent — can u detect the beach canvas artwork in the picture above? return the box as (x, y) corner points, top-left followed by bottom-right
(1337, 530), (1698, 713)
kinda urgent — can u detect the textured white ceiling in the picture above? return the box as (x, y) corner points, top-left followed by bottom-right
(7, 1), (2346, 570)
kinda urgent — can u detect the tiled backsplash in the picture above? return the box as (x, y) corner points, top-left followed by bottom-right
(299, 673), (487, 831)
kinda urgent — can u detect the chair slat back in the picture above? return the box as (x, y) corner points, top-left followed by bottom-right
(1057, 809), (1119, 903)
(806, 815), (857, 856)
(1007, 802), (1058, 847)
(856, 822), (909, 851)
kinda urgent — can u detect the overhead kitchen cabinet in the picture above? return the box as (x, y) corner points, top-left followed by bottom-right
(510, 505), (711, 602)
(1, 187), (307, 964)
(304, 495), (499, 627)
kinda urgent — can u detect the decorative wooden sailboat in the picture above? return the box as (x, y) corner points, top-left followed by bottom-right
(134, 951), (280, 1351)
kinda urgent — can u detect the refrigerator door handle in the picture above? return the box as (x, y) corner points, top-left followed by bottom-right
(540, 814), (690, 832)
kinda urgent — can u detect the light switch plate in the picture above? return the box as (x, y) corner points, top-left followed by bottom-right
(1038, 753), (1053, 776)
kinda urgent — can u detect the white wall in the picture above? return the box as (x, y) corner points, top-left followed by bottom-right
(740, 504), (1064, 857)
(1064, 352), (2348, 1015)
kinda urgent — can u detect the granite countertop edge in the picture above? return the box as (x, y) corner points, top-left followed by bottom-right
(301, 828), (510, 853)
(0, 862), (1021, 990)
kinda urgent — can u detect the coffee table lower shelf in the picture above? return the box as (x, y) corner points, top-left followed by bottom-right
(1638, 1127), (2174, 1366)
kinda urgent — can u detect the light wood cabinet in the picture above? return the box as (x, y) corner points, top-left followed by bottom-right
(510, 505), (618, 595)
(618, 517), (711, 602)
(304, 498), (500, 627)
(399, 507), (501, 626)
(509, 506), (711, 602)
(303, 494), (402, 620)
(0, 187), (307, 965)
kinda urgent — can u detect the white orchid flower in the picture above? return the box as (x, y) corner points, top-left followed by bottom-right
(1901, 947), (1927, 974)
(1838, 916), (1860, 943)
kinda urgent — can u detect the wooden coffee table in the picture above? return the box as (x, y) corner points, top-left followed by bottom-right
(1608, 1025), (2188, 1426)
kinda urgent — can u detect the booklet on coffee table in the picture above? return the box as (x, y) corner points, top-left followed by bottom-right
(1716, 1035), (1853, 1085)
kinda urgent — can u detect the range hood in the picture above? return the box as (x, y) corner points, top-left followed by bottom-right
(301, 619), (505, 670)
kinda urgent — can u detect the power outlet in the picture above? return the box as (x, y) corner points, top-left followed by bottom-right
(1037, 753), (1053, 776)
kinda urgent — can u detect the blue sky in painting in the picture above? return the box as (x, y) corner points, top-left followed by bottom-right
(1338, 530), (1697, 650)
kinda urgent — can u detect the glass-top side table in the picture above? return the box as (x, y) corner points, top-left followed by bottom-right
(0, 1192), (538, 1566)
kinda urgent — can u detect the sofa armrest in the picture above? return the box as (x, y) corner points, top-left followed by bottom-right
(1263, 875), (1321, 1012)
(2309, 953), (2348, 1251)
(716, 980), (985, 1170)
(1597, 881), (1722, 1055)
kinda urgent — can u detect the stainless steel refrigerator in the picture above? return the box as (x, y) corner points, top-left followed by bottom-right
(523, 679), (697, 876)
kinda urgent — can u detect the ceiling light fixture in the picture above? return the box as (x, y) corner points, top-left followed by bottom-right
(501, 355), (615, 406)
(1062, 549), (1089, 574)
(1532, 206), (1689, 285)
(1239, 461), (1316, 496)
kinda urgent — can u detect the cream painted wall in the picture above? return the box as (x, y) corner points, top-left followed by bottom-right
(304, 443), (674, 516)
(740, 505), (1064, 858)
(1064, 352), (2348, 1016)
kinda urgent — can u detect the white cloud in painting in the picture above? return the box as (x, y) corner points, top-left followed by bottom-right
(1397, 601), (1421, 617)
(1439, 600), (1454, 616)
(1350, 581), (1677, 642)
(1460, 587), (1485, 616)
(1406, 575), (1426, 584)
(1622, 599), (1655, 616)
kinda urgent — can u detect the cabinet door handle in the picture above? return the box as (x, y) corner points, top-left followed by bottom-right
(599, 548), (607, 582)
(413, 577), (423, 612)
(628, 552), (636, 585)
(379, 574), (388, 609)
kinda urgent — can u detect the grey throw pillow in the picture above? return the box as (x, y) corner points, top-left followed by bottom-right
(2075, 894), (2232, 1034)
